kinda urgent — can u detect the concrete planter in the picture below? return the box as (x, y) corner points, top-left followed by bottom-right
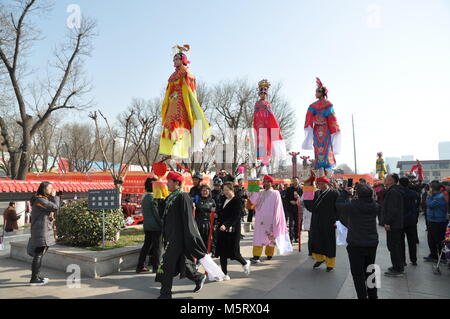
(10, 241), (142, 278)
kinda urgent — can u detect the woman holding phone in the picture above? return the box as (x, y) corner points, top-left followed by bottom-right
(28, 182), (60, 286)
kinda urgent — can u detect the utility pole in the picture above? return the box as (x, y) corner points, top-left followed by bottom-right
(352, 114), (358, 174)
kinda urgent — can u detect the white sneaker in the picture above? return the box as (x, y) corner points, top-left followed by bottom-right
(242, 260), (251, 275)
(223, 275), (231, 281)
(213, 276), (223, 282)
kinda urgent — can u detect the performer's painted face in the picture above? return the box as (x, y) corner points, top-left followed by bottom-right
(173, 55), (183, 68)
(315, 89), (323, 99)
(259, 90), (268, 100)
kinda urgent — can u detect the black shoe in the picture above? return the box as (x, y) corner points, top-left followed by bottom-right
(266, 256), (273, 261)
(157, 294), (172, 299)
(30, 277), (49, 286)
(411, 261), (418, 266)
(193, 274), (206, 293)
(313, 261), (324, 269)
(250, 257), (261, 264)
(384, 269), (404, 277)
(326, 267), (334, 272)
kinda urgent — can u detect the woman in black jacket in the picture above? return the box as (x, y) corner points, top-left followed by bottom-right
(215, 182), (251, 280)
(336, 184), (380, 300)
(195, 185), (216, 252)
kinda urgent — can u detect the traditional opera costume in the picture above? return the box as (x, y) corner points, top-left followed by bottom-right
(253, 79), (286, 165)
(302, 78), (341, 173)
(159, 45), (211, 159)
(156, 172), (224, 299)
(376, 152), (387, 180)
(304, 177), (340, 271)
(248, 175), (291, 263)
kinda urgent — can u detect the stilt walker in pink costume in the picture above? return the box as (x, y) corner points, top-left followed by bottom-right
(302, 78), (341, 175)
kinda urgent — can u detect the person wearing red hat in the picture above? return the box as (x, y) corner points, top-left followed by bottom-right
(155, 171), (208, 299)
(248, 175), (292, 263)
(304, 176), (340, 272)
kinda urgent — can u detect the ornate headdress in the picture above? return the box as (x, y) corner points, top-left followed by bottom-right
(258, 79), (271, 95)
(172, 44), (191, 65)
(316, 77), (328, 97)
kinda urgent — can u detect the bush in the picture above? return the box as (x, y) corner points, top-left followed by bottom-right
(56, 200), (124, 247)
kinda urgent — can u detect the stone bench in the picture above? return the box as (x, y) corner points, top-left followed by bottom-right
(10, 241), (142, 278)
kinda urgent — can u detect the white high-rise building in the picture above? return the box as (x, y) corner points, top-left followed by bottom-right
(439, 142), (450, 160)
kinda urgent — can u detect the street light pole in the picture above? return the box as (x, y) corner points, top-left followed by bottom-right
(352, 114), (358, 174)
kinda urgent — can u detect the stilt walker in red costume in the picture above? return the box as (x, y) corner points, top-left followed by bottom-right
(253, 79), (287, 171)
(302, 78), (341, 175)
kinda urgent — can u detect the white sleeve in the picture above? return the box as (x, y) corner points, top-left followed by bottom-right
(301, 127), (314, 150)
(331, 132), (342, 155)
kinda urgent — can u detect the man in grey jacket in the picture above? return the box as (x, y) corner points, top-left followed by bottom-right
(383, 174), (405, 277)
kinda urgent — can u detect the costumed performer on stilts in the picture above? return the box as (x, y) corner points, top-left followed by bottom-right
(302, 78), (341, 175)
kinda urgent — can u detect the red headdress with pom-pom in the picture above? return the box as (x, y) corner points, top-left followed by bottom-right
(316, 77), (328, 97)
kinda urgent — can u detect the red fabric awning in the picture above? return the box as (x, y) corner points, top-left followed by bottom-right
(0, 181), (114, 193)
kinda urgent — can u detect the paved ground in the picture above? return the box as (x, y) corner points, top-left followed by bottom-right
(1, 216), (449, 299)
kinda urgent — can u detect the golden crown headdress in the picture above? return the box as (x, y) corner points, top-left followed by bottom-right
(258, 79), (271, 93)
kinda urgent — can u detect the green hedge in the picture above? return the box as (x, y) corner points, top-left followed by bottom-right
(56, 200), (124, 247)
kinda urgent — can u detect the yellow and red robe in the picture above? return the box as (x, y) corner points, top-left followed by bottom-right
(160, 65), (211, 158)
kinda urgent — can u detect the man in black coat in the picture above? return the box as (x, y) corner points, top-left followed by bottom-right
(285, 177), (302, 243)
(156, 172), (207, 299)
(399, 177), (421, 266)
(383, 174), (405, 277)
(336, 184), (379, 299)
(304, 177), (339, 272)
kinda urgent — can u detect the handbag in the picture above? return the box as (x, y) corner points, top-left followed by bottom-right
(0, 225), (5, 251)
(245, 198), (256, 210)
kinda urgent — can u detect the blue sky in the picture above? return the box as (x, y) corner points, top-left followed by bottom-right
(24, 0), (450, 173)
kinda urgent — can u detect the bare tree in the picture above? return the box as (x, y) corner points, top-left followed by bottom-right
(29, 115), (62, 172)
(0, 0), (96, 179)
(59, 122), (100, 173)
(89, 110), (150, 193)
(121, 98), (161, 172)
(336, 163), (355, 174)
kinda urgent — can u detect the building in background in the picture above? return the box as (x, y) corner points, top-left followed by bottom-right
(401, 155), (414, 161)
(385, 157), (401, 174)
(439, 142), (450, 160)
(397, 160), (450, 182)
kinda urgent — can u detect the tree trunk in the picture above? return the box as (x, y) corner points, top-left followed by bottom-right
(17, 129), (31, 180)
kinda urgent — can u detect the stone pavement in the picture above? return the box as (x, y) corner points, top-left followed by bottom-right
(1, 216), (449, 299)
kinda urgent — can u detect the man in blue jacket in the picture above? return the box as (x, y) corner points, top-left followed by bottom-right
(424, 181), (449, 262)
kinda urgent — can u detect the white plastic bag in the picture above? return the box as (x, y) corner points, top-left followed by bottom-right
(199, 254), (226, 282)
(336, 221), (348, 246)
(275, 232), (293, 255)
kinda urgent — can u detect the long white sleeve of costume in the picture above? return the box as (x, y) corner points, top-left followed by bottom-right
(331, 132), (342, 155)
(302, 127), (314, 150)
(272, 139), (287, 160)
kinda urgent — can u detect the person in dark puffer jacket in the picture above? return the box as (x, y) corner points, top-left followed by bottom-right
(336, 184), (380, 300)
